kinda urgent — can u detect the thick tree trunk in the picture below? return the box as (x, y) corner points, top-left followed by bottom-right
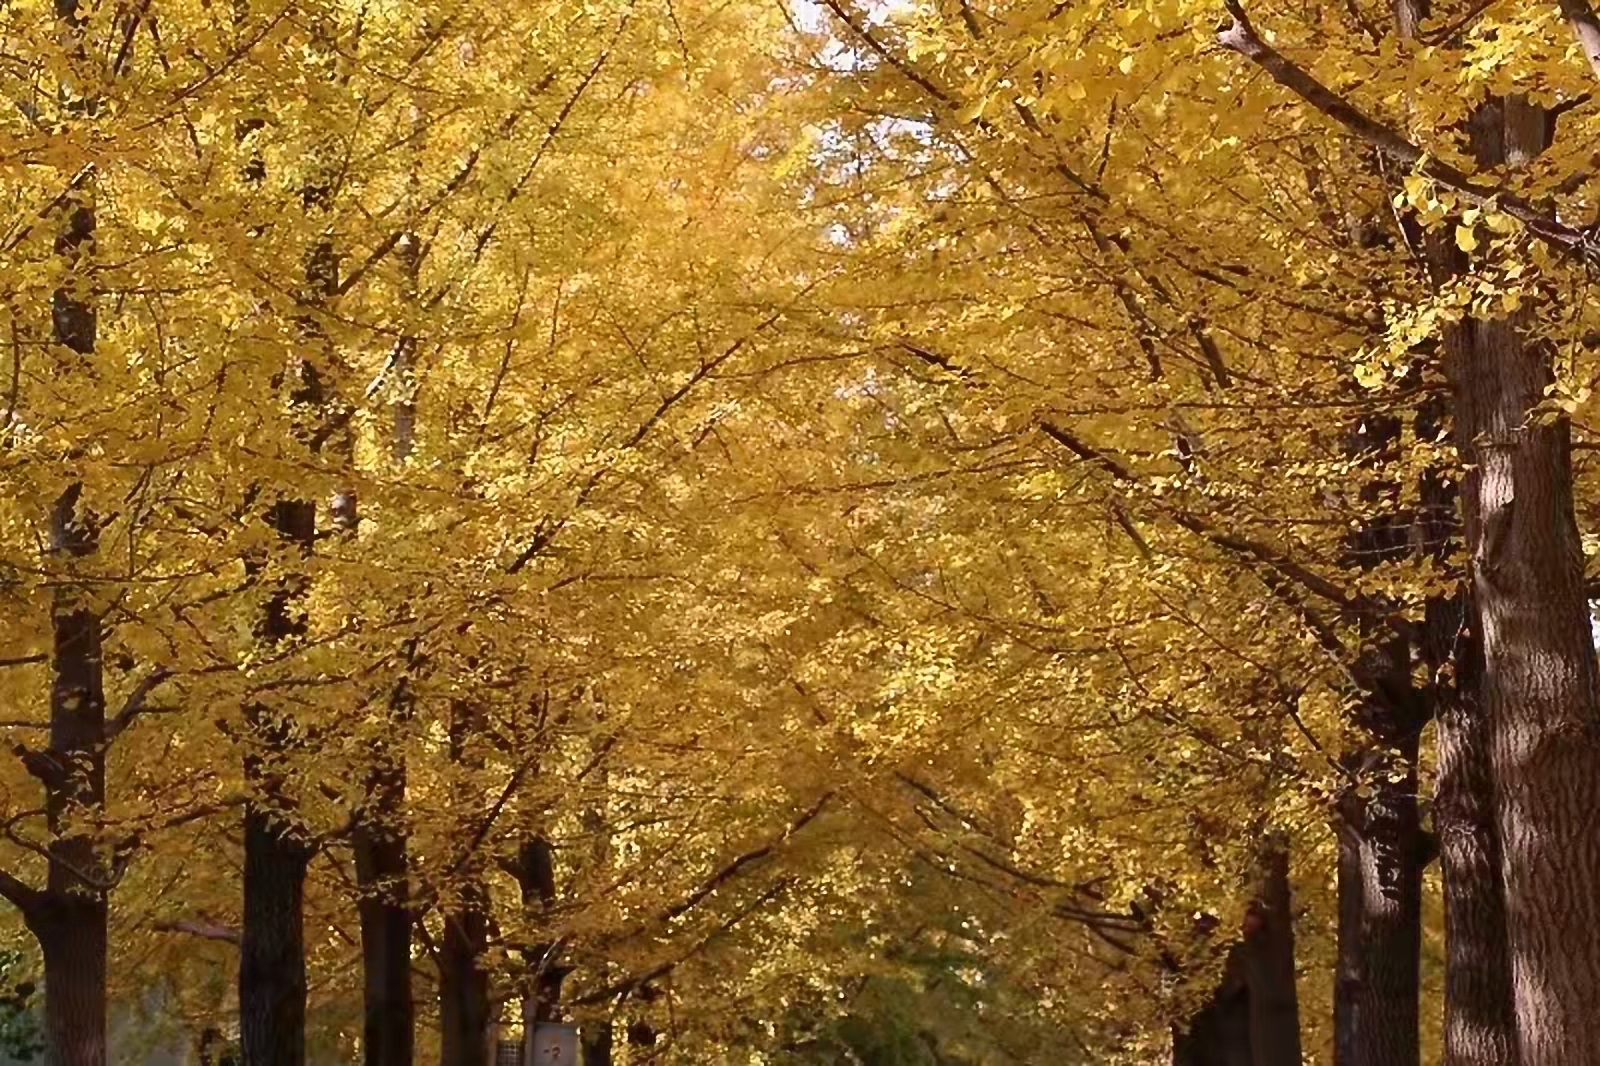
(1333, 740), (1422, 1066)
(32, 899), (106, 1066)
(1242, 840), (1301, 1066)
(1436, 96), (1600, 1066)
(353, 756), (413, 1066)
(1435, 605), (1518, 1066)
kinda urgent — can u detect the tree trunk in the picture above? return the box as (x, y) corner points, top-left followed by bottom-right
(239, 796), (311, 1066)
(1330, 348), (1423, 1066)
(351, 225), (421, 1066)
(439, 701), (491, 1066)
(516, 835), (564, 1015)
(437, 887), (491, 1066)
(239, 495), (316, 1066)
(1173, 951), (1252, 1066)
(581, 1023), (614, 1066)
(1241, 839), (1301, 1066)
(1435, 603), (1518, 1066)
(353, 755), (413, 1066)
(26, 144), (109, 1066)
(1334, 740), (1422, 1066)
(31, 899), (106, 1066)
(1437, 95), (1600, 1066)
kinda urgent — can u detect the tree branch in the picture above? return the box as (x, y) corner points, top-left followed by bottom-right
(1038, 420), (1417, 640)
(106, 668), (175, 742)
(0, 867), (40, 914)
(1217, 0), (1599, 263)
(154, 918), (240, 944)
(661, 792), (831, 923)
(1560, 0), (1600, 81)
(568, 878), (794, 1008)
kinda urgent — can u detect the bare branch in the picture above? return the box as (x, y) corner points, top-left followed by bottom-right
(154, 918), (240, 944)
(0, 868), (40, 914)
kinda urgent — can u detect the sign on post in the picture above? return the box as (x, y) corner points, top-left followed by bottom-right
(527, 1023), (580, 1066)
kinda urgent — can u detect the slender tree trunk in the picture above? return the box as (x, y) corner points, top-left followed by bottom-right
(581, 1023), (614, 1066)
(1173, 951), (1252, 1066)
(439, 700), (491, 1066)
(516, 835), (573, 1064)
(1435, 96), (1600, 1066)
(437, 885), (490, 1066)
(235, 78), (342, 1052)
(351, 229), (420, 1066)
(1242, 839), (1301, 1066)
(353, 755), (412, 1066)
(1175, 844), (1300, 1066)
(1435, 604), (1518, 1066)
(1333, 739), (1423, 1066)
(30, 110), (108, 1066)
(240, 495), (316, 1066)
(1330, 352), (1423, 1066)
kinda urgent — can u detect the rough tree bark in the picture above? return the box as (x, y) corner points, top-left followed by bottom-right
(1216, 14), (1600, 1056)
(1334, 739), (1423, 1066)
(1436, 96), (1600, 1066)
(1434, 601), (1517, 1066)
(1391, 0), (1520, 1050)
